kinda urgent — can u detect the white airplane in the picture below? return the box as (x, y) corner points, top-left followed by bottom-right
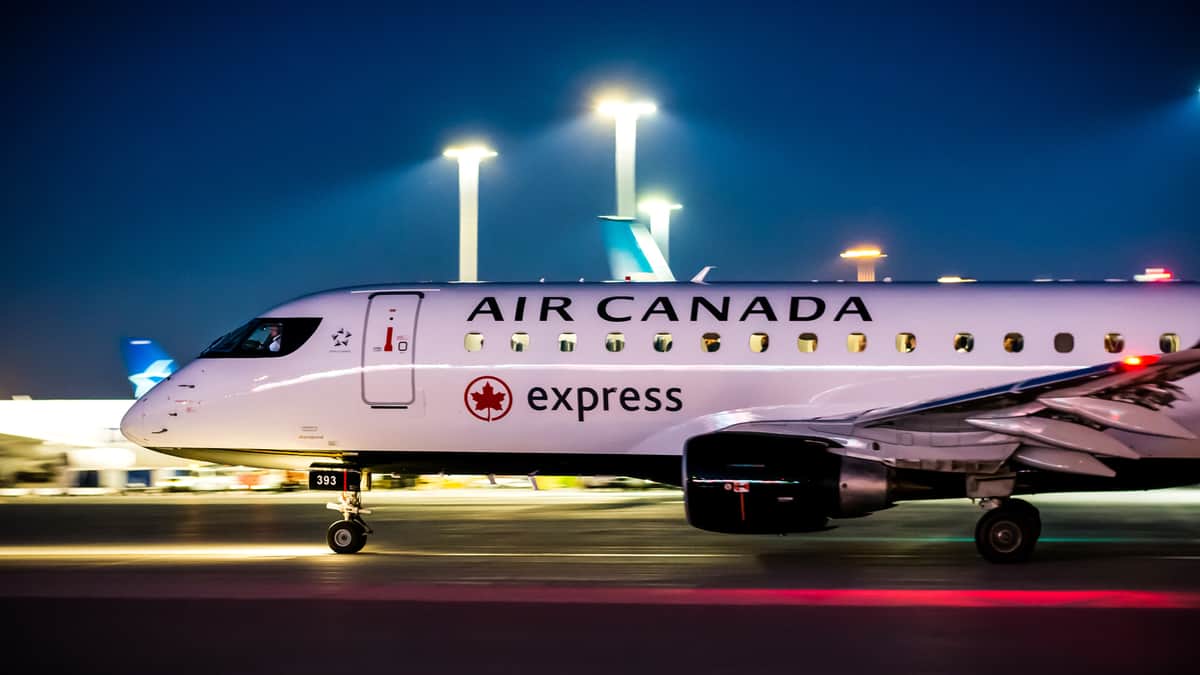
(120, 282), (1200, 561)
(0, 339), (184, 488)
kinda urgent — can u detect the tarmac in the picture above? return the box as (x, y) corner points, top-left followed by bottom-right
(2, 487), (1198, 674)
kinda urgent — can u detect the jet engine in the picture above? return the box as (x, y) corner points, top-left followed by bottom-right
(683, 432), (895, 534)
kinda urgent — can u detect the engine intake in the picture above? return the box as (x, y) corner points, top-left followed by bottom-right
(684, 432), (893, 534)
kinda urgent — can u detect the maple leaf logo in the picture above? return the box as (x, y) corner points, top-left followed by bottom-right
(465, 376), (512, 422)
(472, 382), (505, 413)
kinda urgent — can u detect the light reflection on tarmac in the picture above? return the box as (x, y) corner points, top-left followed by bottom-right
(2, 488), (1199, 674)
(1, 488), (1200, 588)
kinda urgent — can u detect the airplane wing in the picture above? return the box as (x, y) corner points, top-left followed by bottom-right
(725, 349), (1200, 478)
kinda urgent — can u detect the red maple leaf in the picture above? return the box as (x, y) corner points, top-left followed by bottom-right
(471, 381), (506, 415)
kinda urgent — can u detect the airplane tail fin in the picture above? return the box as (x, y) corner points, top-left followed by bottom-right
(121, 338), (176, 399)
(601, 217), (675, 282)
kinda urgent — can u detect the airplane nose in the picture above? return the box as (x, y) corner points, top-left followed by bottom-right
(120, 396), (149, 446)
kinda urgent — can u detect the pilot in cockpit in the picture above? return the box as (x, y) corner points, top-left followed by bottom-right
(265, 324), (282, 352)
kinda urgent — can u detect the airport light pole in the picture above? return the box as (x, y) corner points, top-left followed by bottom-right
(639, 198), (682, 265)
(840, 246), (887, 282)
(597, 98), (656, 218)
(443, 145), (497, 282)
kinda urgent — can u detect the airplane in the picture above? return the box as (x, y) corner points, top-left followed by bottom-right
(0, 338), (184, 488)
(120, 282), (1200, 561)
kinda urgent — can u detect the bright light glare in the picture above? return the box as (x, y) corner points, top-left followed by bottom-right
(596, 99), (657, 117)
(937, 276), (977, 283)
(443, 145), (498, 161)
(840, 247), (886, 259)
(1121, 354), (1160, 370)
(1133, 267), (1173, 282)
(0, 545), (330, 558)
(638, 199), (682, 214)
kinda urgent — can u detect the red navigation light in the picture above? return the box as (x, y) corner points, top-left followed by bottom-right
(1121, 354), (1160, 370)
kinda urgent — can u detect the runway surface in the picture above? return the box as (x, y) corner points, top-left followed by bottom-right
(2, 488), (1199, 674)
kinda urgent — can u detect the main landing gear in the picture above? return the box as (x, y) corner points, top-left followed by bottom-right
(326, 490), (373, 554)
(974, 498), (1041, 564)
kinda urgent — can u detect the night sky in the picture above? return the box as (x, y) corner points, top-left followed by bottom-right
(2, 1), (1198, 397)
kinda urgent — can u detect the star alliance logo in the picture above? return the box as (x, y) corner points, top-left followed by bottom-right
(332, 328), (352, 348)
(129, 359), (175, 399)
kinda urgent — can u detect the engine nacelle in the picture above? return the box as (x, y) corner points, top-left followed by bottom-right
(683, 432), (893, 534)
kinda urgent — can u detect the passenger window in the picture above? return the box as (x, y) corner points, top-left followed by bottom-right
(797, 333), (818, 353)
(701, 332), (721, 353)
(954, 333), (974, 353)
(510, 332), (529, 352)
(1104, 333), (1124, 354)
(558, 332), (576, 352)
(895, 333), (916, 353)
(749, 333), (769, 353)
(605, 332), (626, 353)
(464, 332), (484, 352)
(847, 333), (867, 353)
(1054, 332), (1074, 353)
(1003, 333), (1024, 353)
(1160, 333), (1180, 353)
(654, 333), (673, 353)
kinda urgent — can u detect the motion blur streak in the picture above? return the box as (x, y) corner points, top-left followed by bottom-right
(294, 587), (1200, 608)
(0, 545), (328, 559)
(0, 547), (734, 560)
(3, 576), (1194, 607)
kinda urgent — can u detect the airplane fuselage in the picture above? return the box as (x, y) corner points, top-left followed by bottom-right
(122, 282), (1200, 472)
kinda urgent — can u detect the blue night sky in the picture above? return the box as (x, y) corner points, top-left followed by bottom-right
(1, 1), (1198, 397)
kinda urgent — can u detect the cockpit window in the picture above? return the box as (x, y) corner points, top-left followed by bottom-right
(200, 318), (322, 358)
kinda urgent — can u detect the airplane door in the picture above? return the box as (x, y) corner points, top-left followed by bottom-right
(362, 292), (422, 406)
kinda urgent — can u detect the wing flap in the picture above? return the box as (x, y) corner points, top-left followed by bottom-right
(1039, 396), (1196, 439)
(1011, 446), (1116, 478)
(965, 416), (1140, 459)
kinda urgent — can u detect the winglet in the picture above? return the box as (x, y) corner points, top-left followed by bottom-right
(690, 266), (717, 284)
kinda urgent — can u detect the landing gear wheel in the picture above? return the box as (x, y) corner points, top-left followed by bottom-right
(1005, 498), (1042, 541)
(975, 499), (1041, 564)
(327, 519), (367, 554)
(324, 487), (373, 554)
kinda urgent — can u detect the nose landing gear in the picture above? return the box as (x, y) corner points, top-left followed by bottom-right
(326, 491), (373, 554)
(974, 498), (1041, 563)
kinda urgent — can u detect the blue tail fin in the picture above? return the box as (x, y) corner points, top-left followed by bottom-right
(121, 338), (176, 398)
(601, 216), (675, 282)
